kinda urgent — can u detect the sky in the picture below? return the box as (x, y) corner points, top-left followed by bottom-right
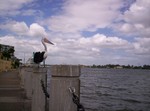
(0, 0), (150, 65)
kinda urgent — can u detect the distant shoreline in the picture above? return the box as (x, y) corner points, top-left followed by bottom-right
(86, 64), (150, 70)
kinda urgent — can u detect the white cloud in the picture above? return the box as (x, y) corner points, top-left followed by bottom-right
(0, 35), (40, 52)
(133, 38), (150, 55)
(0, 21), (29, 35)
(12, 22), (29, 34)
(0, 0), (33, 16)
(47, 33), (150, 65)
(45, 33), (134, 64)
(117, 0), (150, 37)
(29, 23), (47, 37)
(120, 23), (135, 33)
(124, 0), (150, 27)
(0, 21), (48, 38)
(45, 0), (122, 33)
(78, 34), (130, 49)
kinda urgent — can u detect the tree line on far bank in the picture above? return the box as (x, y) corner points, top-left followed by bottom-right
(89, 64), (150, 69)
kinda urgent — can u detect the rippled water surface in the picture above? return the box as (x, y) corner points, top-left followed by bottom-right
(80, 68), (150, 111)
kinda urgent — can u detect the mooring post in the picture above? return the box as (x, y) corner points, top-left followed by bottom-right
(49, 65), (80, 111)
(31, 67), (47, 111)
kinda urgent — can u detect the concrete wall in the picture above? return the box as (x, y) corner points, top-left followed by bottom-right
(19, 66), (47, 111)
(20, 65), (81, 111)
(19, 67), (33, 99)
(32, 67), (47, 111)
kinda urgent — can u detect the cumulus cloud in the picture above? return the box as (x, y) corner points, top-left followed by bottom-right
(0, 21), (48, 37)
(45, 0), (122, 33)
(29, 23), (47, 37)
(78, 34), (130, 49)
(117, 0), (150, 37)
(0, 21), (29, 35)
(133, 38), (150, 55)
(124, 0), (150, 27)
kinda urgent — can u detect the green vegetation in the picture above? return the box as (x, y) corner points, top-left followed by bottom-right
(89, 64), (150, 70)
(0, 44), (2, 52)
(11, 60), (20, 68)
(1, 47), (14, 60)
(0, 45), (20, 68)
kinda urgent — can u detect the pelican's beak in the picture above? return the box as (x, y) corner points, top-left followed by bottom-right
(44, 38), (54, 45)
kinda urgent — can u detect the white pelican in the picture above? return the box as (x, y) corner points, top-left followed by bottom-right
(33, 37), (54, 66)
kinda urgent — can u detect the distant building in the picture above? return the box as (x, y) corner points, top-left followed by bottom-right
(0, 44), (15, 60)
(115, 66), (123, 69)
(0, 44), (14, 51)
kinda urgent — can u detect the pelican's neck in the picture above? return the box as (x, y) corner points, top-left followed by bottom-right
(42, 38), (47, 51)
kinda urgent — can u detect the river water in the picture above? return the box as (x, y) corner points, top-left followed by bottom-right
(47, 68), (150, 111)
(80, 68), (150, 111)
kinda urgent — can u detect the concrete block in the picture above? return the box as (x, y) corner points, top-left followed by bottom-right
(49, 65), (80, 111)
(31, 67), (46, 111)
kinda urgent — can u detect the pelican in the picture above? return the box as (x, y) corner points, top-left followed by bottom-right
(33, 37), (54, 66)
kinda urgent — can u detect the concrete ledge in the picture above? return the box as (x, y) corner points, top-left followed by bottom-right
(50, 65), (80, 77)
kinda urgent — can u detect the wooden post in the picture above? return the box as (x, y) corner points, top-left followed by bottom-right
(49, 65), (80, 111)
(31, 67), (47, 111)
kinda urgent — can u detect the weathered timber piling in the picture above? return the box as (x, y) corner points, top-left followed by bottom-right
(49, 65), (80, 111)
